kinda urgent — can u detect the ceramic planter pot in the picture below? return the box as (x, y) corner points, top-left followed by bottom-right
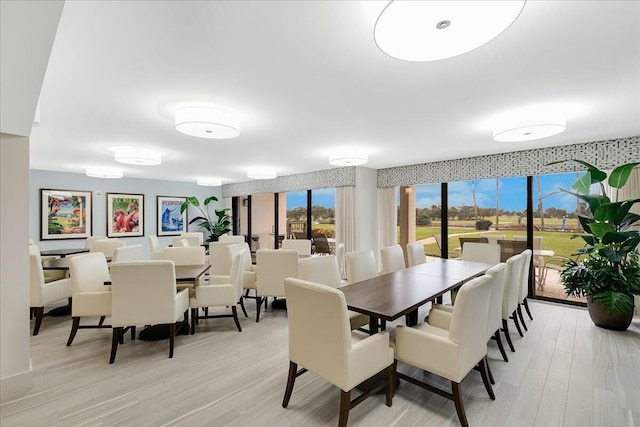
(587, 297), (634, 331)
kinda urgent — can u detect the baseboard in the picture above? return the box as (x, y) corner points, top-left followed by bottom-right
(0, 359), (33, 403)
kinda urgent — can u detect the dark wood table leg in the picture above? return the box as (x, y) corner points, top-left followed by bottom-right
(405, 309), (418, 327)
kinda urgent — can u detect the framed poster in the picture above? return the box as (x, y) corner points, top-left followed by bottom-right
(41, 189), (92, 240)
(157, 196), (187, 236)
(107, 193), (144, 237)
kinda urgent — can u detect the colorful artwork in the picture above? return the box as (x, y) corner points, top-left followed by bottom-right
(41, 189), (92, 240)
(157, 196), (187, 236)
(107, 193), (144, 237)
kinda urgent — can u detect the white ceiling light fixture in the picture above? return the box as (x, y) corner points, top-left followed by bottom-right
(175, 105), (241, 139)
(374, 0), (526, 62)
(85, 166), (123, 179)
(196, 177), (222, 186)
(247, 167), (277, 180)
(328, 150), (368, 166)
(493, 119), (566, 142)
(114, 147), (162, 165)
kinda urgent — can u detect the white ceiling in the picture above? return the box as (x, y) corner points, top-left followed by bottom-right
(27, 1), (640, 185)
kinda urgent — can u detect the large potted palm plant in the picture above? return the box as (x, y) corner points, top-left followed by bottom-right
(550, 160), (640, 330)
(180, 196), (231, 242)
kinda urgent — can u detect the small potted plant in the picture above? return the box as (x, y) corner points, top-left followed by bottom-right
(180, 196), (231, 242)
(550, 160), (640, 330)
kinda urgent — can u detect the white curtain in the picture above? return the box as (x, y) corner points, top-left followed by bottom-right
(335, 186), (356, 254)
(604, 167), (640, 316)
(378, 187), (398, 251)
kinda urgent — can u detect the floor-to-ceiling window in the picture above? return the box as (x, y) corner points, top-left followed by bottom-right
(414, 183), (441, 256)
(311, 188), (335, 238)
(284, 190), (307, 239)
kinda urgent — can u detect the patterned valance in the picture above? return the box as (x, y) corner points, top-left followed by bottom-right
(222, 166), (356, 197)
(377, 136), (640, 187)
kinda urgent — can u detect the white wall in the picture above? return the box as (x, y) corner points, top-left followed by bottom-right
(30, 170), (222, 256)
(354, 167), (379, 258)
(1, 134), (32, 401)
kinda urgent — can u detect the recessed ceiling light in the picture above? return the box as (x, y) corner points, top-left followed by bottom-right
(196, 177), (222, 186)
(328, 150), (369, 166)
(374, 0), (526, 62)
(114, 147), (162, 165)
(493, 121), (566, 142)
(247, 167), (277, 180)
(175, 105), (240, 139)
(85, 167), (123, 179)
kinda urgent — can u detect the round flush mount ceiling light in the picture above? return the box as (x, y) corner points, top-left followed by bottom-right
(114, 147), (162, 165)
(175, 105), (240, 139)
(247, 167), (277, 180)
(493, 115), (566, 142)
(85, 166), (123, 179)
(328, 150), (369, 166)
(374, 0), (526, 62)
(196, 177), (222, 186)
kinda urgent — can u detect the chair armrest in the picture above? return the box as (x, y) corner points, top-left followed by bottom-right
(395, 325), (458, 378)
(346, 331), (394, 390)
(208, 274), (230, 285)
(192, 284), (236, 307)
(431, 303), (453, 313)
(427, 307), (453, 330)
(174, 288), (189, 319)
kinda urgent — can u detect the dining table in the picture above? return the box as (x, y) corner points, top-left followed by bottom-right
(39, 247), (89, 258)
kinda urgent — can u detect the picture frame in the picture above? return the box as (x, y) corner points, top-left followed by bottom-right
(41, 189), (93, 240)
(157, 196), (187, 236)
(107, 193), (144, 237)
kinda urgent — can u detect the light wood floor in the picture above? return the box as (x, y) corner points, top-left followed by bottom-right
(2, 299), (639, 426)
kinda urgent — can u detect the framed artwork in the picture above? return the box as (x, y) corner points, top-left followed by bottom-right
(107, 193), (144, 237)
(157, 196), (187, 236)
(41, 189), (93, 240)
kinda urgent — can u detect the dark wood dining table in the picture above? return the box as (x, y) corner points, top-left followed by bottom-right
(39, 247), (89, 258)
(340, 258), (493, 333)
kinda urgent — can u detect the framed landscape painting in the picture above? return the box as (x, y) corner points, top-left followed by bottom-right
(41, 189), (92, 240)
(107, 193), (144, 237)
(157, 196), (187, 236)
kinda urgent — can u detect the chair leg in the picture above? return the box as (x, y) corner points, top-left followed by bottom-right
(523, 298), (533, 320)
(232, 306), (242, 332)
(385, 364), (394, 407)
(239, 297), (248, 318)
(32, 306), (44, 336)
(517, 305), (528, 331)
(256, 297), (263, 322)
(98, 316), (106, 326)
(67, 317), (80, 346)
(494, 330), (509, 362)
(131, 325), (136, 340)
(512, 310), (524, 337)
(502, 319), (515, 352)
(183, 310), (190, 335)
(338, 389), (351, 427)
(109, 327), (122, 364)
(190, 308), (197, 335)
(451, 381), (469, 427)
(479, 357), (496, 400)
(485, 355), (495, 385)
(282, 361), (297, 408)
(168, 323), (176, 358)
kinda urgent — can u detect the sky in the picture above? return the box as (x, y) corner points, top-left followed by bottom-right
(284, 173), (583, 212)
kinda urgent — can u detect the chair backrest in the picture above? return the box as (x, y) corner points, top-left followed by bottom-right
(148, 235), (161, 252)
(68, 252), (110, 293)
(336, 242), (346, 279)
(345, 249), (378, 284)
(208, 241), (241, 275)
(484, 263), (507, 340)
(29, 245), (46, 305)
(462, 242), (501, 264)
(219, 235), (245, 243)
(381, 244), (406, 274)
(112, 244), (144, 262)
(458, 237), (488, 250)
(173, 236), (200, 247)
(497, 239), (528, 262)
(518, 249), (533, 301)
(502, 253), (524, 318)
(109, 260), (178, 327)
(227, 244), (250, 300)
(513, 235), (541, 250)
(447, 275), (492, 374)
(284, 278), (351, 383)
(255, 249), (299, 297)
(90, 239), (126, 258)
(291, 230), (307, 240)
(85, 236), (108, 249)
(480, 234), (507, 245)
(312, 234), (332, 255)
(160, 246), (205, 266)
(298, 255), (341, 287)
(180, 232), (203, 245)
(406, 242), (427, 267)
(281, 239), (312, 256)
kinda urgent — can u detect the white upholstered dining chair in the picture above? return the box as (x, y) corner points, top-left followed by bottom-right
(345, 249), (378, 284)
(516, 249), (533, 329)
(281, 239), (312, 256)
(108, 260), (189, 363)
(501, 253), (525, 352)
(218, 235), (245, 243)
(254, 249), (299, 322)
(282, 277), (394, 427)
(90, 239), (126, 259)
(111, 244), (144, 262)
(406, 242), (427, 267)
(462, 242), (501, 264)
(380, 244), (406, 274)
